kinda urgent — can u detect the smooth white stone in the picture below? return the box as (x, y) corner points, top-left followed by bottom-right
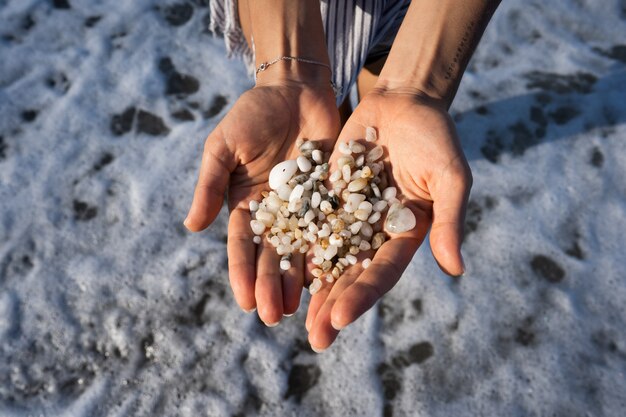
(289, 184), (305, 203)
(367, 211), (381, 224)
(356, 154), (365, 167)
(281, 235), (292, 245)
(382, 187), (397, 202)
(280, 260), (292, 270)
(362, 258), (372, 269)
(338, 142), (352, 155)
(309, 278), (322, 295)
(350, 221), (363, 234)
(249, 200), (259, 212)
(342, 164), (352, 183)
(318, 212), (326, 220)
(351, 142), (366, 153)
(351, 170), (362, 181)
(270, 236), (281, 247)
(250, 220), (266, 235)
(329, 234), (344, 247)
(277, 244), (287, 255)
(287, 199), (302, 213)
(266, 195), (282, 213)
(269, 160), (298, 190)
(311, 192), (321, 209)
(366, 145), (384, 162)
(325, 275), (335, 283)
(347, 193), (366, 208)
(359, 240), (371, 251)
(373, 200), (388, 212)
(304, 209), (316, 224)
(385, 205), (416, 233)
(330, 169), (342, 182)
(348, 178), (368, 192)
(255, 211), (274, 227)
(346, 254), (358, 265)
(354, 209), (370, 221)
(312, 149), (323, 164)
(303, 180), (313, 190)
(323, 244), (338, 260)
(297, 156), (312, 172)
(360, 222), (373, 238)
(358, 201), (373, 213)
(276, 184), (293, 201)
(312, 256), (324, 265)
(351, 235), (362, 245)
(253, 236), (262, 244)
(365, 126), (377, 142)
(320, 200), (333, 213)
(337, 155), (355, 168)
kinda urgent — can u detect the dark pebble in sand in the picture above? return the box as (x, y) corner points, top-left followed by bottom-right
(530, 254), (565, 283)
(284, 364), (321, 403)
(84, 15), (102, 28)
(590, 147), (604, 168)
(21, 110), (38, 122)
(172, 109), (195, 121)
(53, 0), (71, 9)
(73, 200), (98, 221)
(166, 72), (200, 96)
(136, 110), (170, 136)
(0, 136), (7, 160)
(204, 95), (228, 118)
(93, 152), (114, 171)
(549, 106), (580, 125)
(110, 107), (136, 136)
(163, 2), (194, 26)
(525, 71), (597, 95)
(594, 45), (626, 64)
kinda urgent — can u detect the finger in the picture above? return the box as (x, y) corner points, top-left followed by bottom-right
(307, 268), (360, 351)
(227, 207), (257, 312)
(282, 253), (304, 316)
(429, 162), (472, 277)
(330, 237), (420, 331)
(255, 239), (283, 326)
(185, 129), (235, 232)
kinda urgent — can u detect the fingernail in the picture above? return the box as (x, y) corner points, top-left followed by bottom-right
(264, 321), (280, 327)
(183, 217), (190, 228)
(244, 307), (256, 313)
(331, 320), (345, 331)
(283, 312), (294, 317)
(310, 345), (326, 353)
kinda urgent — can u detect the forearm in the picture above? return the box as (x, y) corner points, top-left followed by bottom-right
(378, 0), (501, 107)
(239, 0), (331, 85)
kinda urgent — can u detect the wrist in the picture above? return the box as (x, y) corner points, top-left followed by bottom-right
(255, 57), (333, 89)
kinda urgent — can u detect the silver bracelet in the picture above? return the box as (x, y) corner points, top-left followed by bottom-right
(255, 55), (339, 96)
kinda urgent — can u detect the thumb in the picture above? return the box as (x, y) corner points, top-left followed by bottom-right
(428, 161), (472, 276)
(184, 129), (235, 232)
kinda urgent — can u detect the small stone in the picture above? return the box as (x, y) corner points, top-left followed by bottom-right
(338, 142), (352, 155)
(312, 268), (323, 277)
(330, 170), (342, 182)
(253, 236), (262, 244)
(382, 187), (397, 202)
(385, 204), (416, 233)
(337, 155), (355, 168)
(250, 220), (266, 235)
(348, 178), (368, 192)
(372, 232), (386, 250)
(249, 200), (259, 212)
(255, 211), (274, 227)
(309, 278), (322, 295)
(342, 164), (352, 183)
(354, 209), (370, 221)
(346, 254), (357, 265)
(359, 240), (371, 251)
(329, 233), (344, 247)
(269, 160), (298, 190)
(297, 156), (312, 172)
(360, 222), (373, 238)
(320, 200), (333, 214)
(373, 200), (387, 212)
(366, 145), (384, 162)
(312, 149), (323, 164)
(365, 126), (377, 142)
(311, 192), (321, 209)
(280, 258), (292, 271)
(289, 184), (305, 203)
(324, 244), (338, 260)
(277, 184), (293, 201)
(367, 211), (381, 224)
(362, 258), (372, 269)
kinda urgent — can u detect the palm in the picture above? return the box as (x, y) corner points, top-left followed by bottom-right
(306, 91), (472, 350)
(186, 83), (340, 325)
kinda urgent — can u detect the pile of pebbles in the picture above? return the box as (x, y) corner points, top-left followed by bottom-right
(249, 127), (416, 294)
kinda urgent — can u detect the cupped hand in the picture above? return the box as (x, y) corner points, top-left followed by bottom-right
(185, 80), (340, 325)
(306, 88), (472, 351)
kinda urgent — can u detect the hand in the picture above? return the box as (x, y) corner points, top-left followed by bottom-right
(185, 80), (340, 325)
(306, 88), (472, 351)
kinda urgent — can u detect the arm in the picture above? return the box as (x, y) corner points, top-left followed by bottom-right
(306, 1), (501, 351)
(378, 0), (501, 107)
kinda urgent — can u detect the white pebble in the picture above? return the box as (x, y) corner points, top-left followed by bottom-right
(366, 145), (384, 162)
(304, 209), (316, 224)
(337, 155), (355, 168)
(250, 220), (266, 235)
(350, 221), (363, 234)
(338, 142), (352, 155)
(280, 259), (292, 270)
(253, 236), (262, 244)
(269, 160), (298, 190)
(297, 156), (312, 172)
(371, 182), (381, 198)
(365, 126), (377, 142)
(359, 240), (371, 251)
(325, 275), (335, 283)
(373, 200), (387, 212)
(346, 254), (357, 265)
(382, 187), (397, 202)
(270, 236), (281, 247)
(311, 192), (321, 209)
(355, 154), (365, 167)
(312, 256), (324, 265)
(354, 209), (370, 221)
(324, 244), (338, 260)
(348, 178), (368, 192)
(367, 211), (381, 224)
(309, 278), (322, 295)
(385, 204), (417, 233)
(255, 211), (275, 227)
(320, 200), (333, 214)
(329, 234), (344, 247)
(358, 201), (373, 213)
(303, 180), (313, 190)
(312, 149), (323, 164)
(360, 222), (373, 238)
(289, 184), (304, 203)
(276, 184), (293, 201)
(329, 170), (342, 182)
(362, 258), (372, 269)
(342, 164), (352, 183)
(249, 200), (259, 212)
(350, 142), (366, 153)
